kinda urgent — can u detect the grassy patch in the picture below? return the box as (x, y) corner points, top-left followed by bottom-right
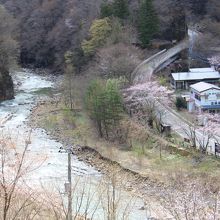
(42, 114), (59, 130)
(37, 99), (220, 183)
(32, 87), (54, 96)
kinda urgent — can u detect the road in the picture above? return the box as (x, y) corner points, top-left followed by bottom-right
(156, 100), (220, 154)
(129, 36), (219, 154)
(132, 39), (189, 84)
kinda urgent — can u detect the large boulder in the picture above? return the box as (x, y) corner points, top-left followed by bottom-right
(0, 69), (14, 101)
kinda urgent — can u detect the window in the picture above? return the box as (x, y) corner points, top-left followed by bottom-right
(211, 102), (214, 105)
(195, 93), (201, 101)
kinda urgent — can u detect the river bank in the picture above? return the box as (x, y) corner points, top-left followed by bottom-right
(1, 69), (158, 219)
(28, 90), (173, 219)
(27, 70), (220, 219)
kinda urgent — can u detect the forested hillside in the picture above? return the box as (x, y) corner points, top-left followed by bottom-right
(0, 0), (102, 71)
(1, 0), (219, 72)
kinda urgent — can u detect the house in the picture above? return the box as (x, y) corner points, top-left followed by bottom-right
(188, 82), (220, 113)
(171, 67), (220, 90)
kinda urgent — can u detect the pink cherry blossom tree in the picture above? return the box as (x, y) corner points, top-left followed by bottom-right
(208, 55), (220, 70)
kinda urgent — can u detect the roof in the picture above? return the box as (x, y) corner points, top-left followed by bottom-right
(189, 67), (215, 72)
(172, 70), (220, 81)
(190, 82), (220, 93)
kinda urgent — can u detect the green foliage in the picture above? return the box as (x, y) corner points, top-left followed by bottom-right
(107, 18), (123, 44)
(85, 79), (123, 139)
(82, 18), (112, 56)
(112, 0), (129, 19)
(175, 96), (187, 110)
(100, 0), (129, 19)
(100, 0), (114, 18)
(137, 0), (159, 48)
(158, 76), (167, 86)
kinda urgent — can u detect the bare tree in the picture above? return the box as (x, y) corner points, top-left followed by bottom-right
(97, 43), (142, 85)
(159, 176), (220, 219)
(182, 123), (197, 148)
(42, 172), (138, 220)
(0, 131), (46, 220)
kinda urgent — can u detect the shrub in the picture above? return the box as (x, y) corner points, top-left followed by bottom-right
(175, 96), (187, 110)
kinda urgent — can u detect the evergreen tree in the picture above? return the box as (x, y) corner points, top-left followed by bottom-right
(112, 0), (129, 19)
(137, 0), (159, 47)
(85, 80), (104, 137)
(100, 0), (113, 18)
(85, 79), (123, 139)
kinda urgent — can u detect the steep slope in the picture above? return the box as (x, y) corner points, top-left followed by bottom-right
(0, 69), (14, 101)
(1, 0), (102, 71)
(1, 0), (219, 72)
(0, 5), (17, 101)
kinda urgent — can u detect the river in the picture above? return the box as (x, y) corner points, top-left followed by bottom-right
(0, 69), (151, 219)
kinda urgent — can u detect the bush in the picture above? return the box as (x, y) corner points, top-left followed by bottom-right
(175, 96), (187, 110)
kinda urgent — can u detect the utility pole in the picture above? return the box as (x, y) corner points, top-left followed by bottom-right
(67, 151), (72, 220)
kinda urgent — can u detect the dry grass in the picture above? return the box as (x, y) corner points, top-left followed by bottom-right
(30, 96), (220, 186)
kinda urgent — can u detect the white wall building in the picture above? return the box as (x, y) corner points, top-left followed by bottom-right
(188, 82), (220, 113)
(171, 67), (220, 90)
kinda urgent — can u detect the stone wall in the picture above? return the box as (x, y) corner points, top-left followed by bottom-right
(0, 69), (14, 101)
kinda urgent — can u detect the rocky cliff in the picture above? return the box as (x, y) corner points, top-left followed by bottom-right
(0, 69), (14, 101)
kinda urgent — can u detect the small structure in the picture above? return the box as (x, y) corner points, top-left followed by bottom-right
(215, 143), (220, 157)
(188, 82), (220, 113)
(160, 123), (171, 137)
(171, 67), (220, 90)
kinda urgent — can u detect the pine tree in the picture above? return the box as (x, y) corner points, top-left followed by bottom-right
(100, 0), (113, 18)
(85, 79), (123, 139)
(112, 0), (129, 19)
(137, 0), (159, 48)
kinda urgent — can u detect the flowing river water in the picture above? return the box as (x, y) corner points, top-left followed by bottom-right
(0, 69), (152, 219)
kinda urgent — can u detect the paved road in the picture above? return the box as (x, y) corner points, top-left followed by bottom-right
(133, 39), (189, 84)
(156, 100), (220, 154)
(130, 37), (220, 154)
